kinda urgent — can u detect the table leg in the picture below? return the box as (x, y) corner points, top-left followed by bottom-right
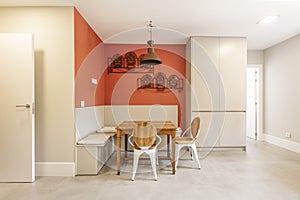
(124, 134), (128, 158)
(167, 135), (170, 158)
(172, 136), (176, 175)
(116, 132), (121, 175)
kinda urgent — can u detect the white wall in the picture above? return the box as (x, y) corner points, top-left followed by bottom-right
(75, 106), (104, 142)
(104, 105), (178, 127)
(0, 7), (75, 163)
(247, 50), (264, 65)
(264, 34), (300, 143)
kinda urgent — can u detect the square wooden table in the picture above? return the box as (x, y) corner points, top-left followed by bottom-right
(115, 121), (177, 175)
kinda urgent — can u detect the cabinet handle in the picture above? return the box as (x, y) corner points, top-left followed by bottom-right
(192, 110), (246, 112)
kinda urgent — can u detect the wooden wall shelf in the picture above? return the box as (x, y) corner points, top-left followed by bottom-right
(107, 51), (154, 74)
(137, 73), (183, 92)
(108, 66), (154, 74)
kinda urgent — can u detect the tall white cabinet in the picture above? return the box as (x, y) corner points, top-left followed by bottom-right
(187, 36), (247, 149)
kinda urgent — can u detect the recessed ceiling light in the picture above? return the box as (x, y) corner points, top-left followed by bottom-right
(257, 15), (280, 24)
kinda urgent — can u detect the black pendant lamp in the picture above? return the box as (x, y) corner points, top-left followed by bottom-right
(140, 21), (162, 65)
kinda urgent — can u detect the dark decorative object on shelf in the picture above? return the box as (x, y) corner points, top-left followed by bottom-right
(155, 72), (167, 89)
(107, 52), (154, 74)
(111, 54), (123, 68)
(137, 72), (183, 92)
(125, 51), (137, 67)
(168, 75), (183, 89)
(139, 74), (153, 88)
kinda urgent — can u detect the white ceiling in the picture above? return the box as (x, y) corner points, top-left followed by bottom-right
(1, 0), (300, 49)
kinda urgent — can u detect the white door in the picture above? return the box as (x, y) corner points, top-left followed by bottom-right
(246, 68), (258, 140)
(0, 34), (35, 182)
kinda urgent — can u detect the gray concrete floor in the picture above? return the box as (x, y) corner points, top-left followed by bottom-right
(1, 139), (300, 200)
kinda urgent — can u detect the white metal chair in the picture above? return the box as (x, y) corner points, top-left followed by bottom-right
(175, 117), (201, 170)
(128, 121), (161, 181)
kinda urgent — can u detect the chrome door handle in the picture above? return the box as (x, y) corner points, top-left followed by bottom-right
(16, 104), (30, 108)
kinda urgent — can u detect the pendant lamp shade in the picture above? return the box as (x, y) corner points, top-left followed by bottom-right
(140, 47), (162, 65)
(140, 21), (162, 65)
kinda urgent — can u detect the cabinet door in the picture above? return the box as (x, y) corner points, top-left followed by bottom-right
(192, 112), (245, 148)
(191, 37), (220, 111)
(219, 38), (247, 110)
(219, 112), (246, 147)
(192, 112), (225, 148)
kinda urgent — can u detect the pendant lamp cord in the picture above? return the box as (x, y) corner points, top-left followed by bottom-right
(147, 20), (155, 47)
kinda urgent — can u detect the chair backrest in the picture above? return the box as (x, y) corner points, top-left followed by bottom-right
(191, 117), (200, 139)
(133, 121), (157, 149)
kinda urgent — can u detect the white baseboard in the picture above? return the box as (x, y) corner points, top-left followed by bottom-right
(264, 134), (300, 154)
(35, 162), (75, 176)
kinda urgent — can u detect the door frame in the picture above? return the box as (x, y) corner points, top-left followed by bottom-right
(247, 64), (263, 141)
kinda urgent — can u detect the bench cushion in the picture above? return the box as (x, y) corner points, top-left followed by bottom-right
(77, 134), (112, 145)
(96, 126), (116, 133)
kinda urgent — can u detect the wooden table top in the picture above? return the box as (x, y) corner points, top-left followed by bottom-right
(116, 121), (177, 134)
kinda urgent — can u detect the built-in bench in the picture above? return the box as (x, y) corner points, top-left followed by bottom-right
(76, 127), (116, 175)
(75, 105), (179, 175)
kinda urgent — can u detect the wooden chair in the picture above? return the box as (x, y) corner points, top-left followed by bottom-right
(174, 117), (201, 170)
(128, 121), (161, 181)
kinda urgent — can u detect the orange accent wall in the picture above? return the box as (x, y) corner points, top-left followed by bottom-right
(73, 14), (187, 126)
(74, 8), (102, 75)
(96, 44), (186, 127)
(74, 8), (105, 107)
